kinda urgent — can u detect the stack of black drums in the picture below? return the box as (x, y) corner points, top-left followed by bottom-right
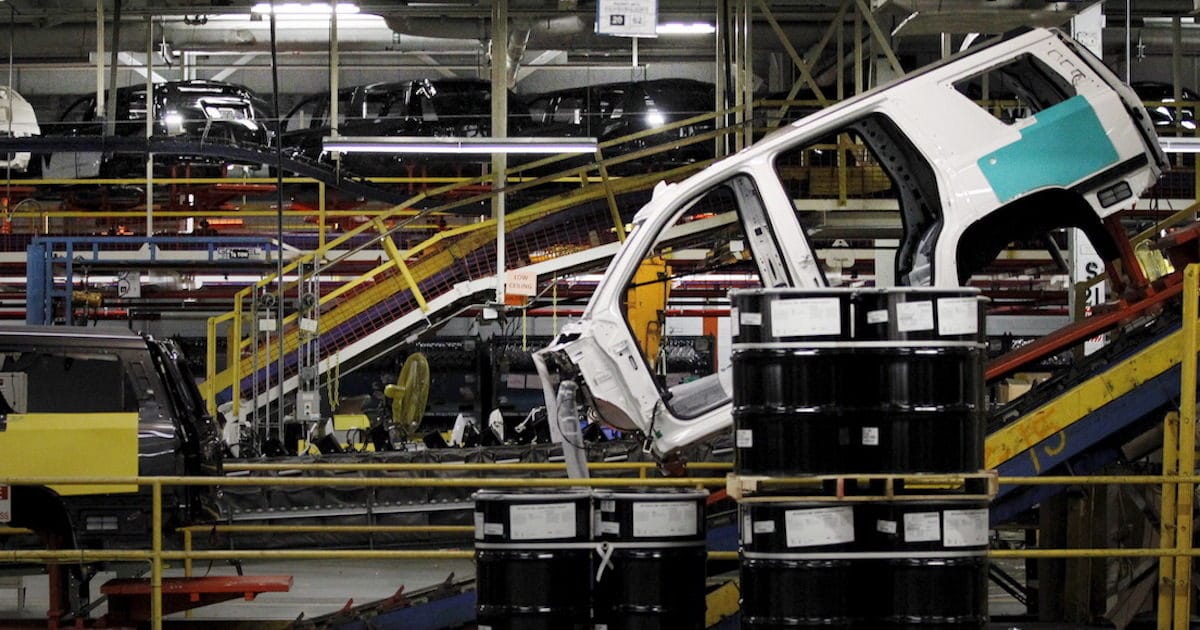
(473, 487), (709, 629)
(731, 287), (990, 629)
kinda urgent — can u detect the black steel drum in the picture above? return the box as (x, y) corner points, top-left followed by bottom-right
(473, 488), (593, 630)
(592, 488), (709, 630)
(862, 500), (990, 628)
(731, 287), (986, 344)
(740, 501), (866, 629)
(739, 499), (989, 629)
(730, 287), (986, 476)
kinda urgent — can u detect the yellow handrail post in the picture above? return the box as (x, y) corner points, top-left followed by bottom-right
(151, 480), (163, 630)
(594, 148), (626, 243)
(1173, 263), (1199, 629)
(231, 292), (245, 418)
(183, 528), (194, 618)
(1158, 410), (1180, 630)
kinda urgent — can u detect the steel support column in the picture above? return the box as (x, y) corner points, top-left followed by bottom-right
(491, 0), (508, 301)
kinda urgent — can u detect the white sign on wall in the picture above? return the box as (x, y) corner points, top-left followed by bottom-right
(117, 271), (141, 298)
(0, 484), (10, 523)
(596, 0), (658, 38)
(506, 269), (539, 297)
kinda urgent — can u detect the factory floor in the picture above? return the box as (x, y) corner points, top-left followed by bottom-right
(0, 558), (1148, 628)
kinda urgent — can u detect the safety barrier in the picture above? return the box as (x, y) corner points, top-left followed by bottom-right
(4, 466), (1200, 628)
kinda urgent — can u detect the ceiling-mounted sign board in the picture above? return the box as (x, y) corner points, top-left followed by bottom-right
(596, 0), (658, 38)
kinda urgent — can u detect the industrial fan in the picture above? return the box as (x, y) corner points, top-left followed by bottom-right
(383, 351), (430, 441)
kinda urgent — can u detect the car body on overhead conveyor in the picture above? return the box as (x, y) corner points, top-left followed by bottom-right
(43, 79), (272, 178)
(280, 78), (534, 177)
(525, 78), (717, 172)
(532, 27), (1167, 468)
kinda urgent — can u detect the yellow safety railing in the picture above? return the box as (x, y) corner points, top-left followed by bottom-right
(200, 106), (750, 414)
(7, 467), (1200, 627)
(0, 470), (727, 630)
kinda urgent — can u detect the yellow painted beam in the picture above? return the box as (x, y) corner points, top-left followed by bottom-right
(985, 329), (1185, 470)
(375, 218), (428, 312)
(1159, 411), (1180, 630)
(1173, 264), (1199, 629)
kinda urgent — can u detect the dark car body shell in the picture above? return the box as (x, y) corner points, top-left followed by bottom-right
(525, 78), (717, 171)
(0, 325), (222, 549)
(282, 78), (532, 176)
(1131, 80), (1199, 130)
(47, 80), (271, 176)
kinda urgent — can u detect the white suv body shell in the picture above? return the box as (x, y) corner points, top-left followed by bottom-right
(534, 28), (1166, 457)
(0, 86), (39, 172)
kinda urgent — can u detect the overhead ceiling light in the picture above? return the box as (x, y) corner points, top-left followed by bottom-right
(1159, 137), (1200, 153)
(656, 22), (716, 35)
(250, 2), (360, 15)
(323, 136), (599, 154)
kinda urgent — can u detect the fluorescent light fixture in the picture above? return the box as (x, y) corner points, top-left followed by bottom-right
(251, 2), (360, 15)
(656, 22), (715, 35)
(1159, 137), (1200, 153)
(323, 136), (599, 154)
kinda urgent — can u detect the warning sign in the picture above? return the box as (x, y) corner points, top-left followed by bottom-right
(0, 484), (10, 523)
(506, 269), (538, 297)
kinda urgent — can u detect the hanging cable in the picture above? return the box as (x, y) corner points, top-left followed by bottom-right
(4, 2), (14, 228)
(269, 0), (287, 443)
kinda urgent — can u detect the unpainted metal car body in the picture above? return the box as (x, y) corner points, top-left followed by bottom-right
(533, 27), (1166, 461)
(0, 86), (40, 173)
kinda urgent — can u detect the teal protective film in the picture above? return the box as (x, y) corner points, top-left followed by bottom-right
(977, 95), (1119, 203)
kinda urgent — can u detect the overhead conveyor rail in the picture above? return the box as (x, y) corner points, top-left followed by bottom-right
(0, 135), (414, 205)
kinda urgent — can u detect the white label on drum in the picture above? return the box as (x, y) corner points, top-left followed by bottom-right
(600, 521), (621, 535)
(740, 311), (762, 326)
(877, 519), (898, 535)
(937, 297), (979, 336)
(770, 298), (841, 337)
(736, 429), (753, 448)
(896, 301), (935, 332)
(742, 513), (753, 544)
(903, 512), (942, 543)
(943, 508), (989, 547)
(474, 512), (485, 538)
(509, 503), (577, 540)
(753, 520), (776, 534)
(601, 500), (616, 513)
(483, 522), (504, 536)
(862, 427), (879, 446)
(866, 308), (888, 324)
(633, 501), (698, 537)
(784, 506), (855, 548)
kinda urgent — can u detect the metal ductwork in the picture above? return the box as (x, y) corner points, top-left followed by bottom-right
(1105, 26), (1200, 58)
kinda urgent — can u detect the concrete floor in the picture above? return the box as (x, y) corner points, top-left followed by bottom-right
(0, 558), (1135, 628)
(0, 558), (477, 623)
